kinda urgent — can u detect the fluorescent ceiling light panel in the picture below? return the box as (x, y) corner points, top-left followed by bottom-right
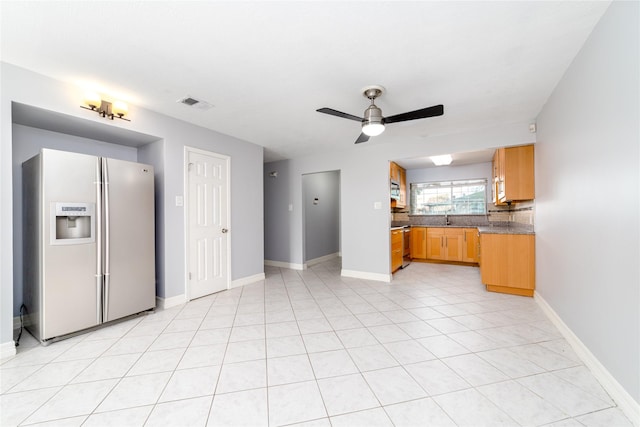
(430, 154), (452, 166)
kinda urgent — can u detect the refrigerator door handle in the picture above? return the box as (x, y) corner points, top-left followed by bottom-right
(96, 158), (103, 324)
(102, 158), (111, 321)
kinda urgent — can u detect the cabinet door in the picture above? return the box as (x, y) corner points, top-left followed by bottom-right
(390, 162), (400, 182)
(398, 167), (406, 208)
(496, 148), (506, 201)
(444, 228), (463, 261)
(462, 228), (479, 263)
(411, 227), (426, 259)
(480, 234), (509, 285)
(391, 230), (403, 271)
(426, 228), (445, 260)
(502, 144), (535, 202)
(480, 233), (535, 296)
(492, 150), (504, 206)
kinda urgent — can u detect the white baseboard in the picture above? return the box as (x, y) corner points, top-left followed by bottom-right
(341, 269), (392, 283)
(230, 273), (266, 289)
(1, 341), (17, 360)
(535, 291), (640, 426)
(305, 252), (339, 268)
(156, 294), (187, 310)
(264, 260), (305, 270)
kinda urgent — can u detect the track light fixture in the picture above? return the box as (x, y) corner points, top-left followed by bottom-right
(81, 92), (130, 121)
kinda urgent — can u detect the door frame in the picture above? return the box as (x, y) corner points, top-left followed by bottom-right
(183, 146), (231, 300)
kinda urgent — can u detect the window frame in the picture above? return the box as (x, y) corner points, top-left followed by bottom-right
(409, 178), (488, 215)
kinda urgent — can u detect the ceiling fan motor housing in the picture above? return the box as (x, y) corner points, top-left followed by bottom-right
(362, 85), (385, 129)
(362, 104), (385, 136)
(363, 104), (383, 124)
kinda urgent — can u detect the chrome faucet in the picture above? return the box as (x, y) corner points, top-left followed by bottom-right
(445, 213), (451, 226)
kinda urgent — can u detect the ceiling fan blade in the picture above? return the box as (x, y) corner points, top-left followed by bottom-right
(354, 133), (370, 144)
(316, 108), (363, 122)
(384, 104), (444, 124)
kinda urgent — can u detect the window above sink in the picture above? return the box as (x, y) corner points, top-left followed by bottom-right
(410, 179), (488, 215)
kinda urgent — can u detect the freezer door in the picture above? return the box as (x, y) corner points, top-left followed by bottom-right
(40, 149), (100, 340)
(103, 158), (155, 322)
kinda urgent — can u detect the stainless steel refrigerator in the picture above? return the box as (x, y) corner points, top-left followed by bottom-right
(23, 148), (156, 343)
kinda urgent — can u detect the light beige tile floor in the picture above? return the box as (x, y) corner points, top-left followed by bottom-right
(0, 259), (634, 426)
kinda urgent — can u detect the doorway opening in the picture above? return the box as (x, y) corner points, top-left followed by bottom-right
(302, 170), (341, 268)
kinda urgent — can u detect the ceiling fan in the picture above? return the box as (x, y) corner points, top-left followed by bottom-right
(316, 85), (444, 144)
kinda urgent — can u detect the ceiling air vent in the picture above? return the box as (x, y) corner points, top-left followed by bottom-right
(177, 96), (213, 111)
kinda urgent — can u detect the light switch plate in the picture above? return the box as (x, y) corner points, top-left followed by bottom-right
(373, 202), (382, 210)
(175, 196), (184, 207)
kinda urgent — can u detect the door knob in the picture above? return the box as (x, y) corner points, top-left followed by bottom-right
(221, 228), (228, 233)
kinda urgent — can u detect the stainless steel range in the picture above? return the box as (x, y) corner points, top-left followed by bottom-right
(402, 226), (411, 268)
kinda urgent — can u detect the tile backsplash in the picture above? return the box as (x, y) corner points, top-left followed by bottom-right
(392, 200), (535, 228)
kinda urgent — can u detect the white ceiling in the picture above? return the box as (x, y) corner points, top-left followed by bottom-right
(1, 1), (609, 164)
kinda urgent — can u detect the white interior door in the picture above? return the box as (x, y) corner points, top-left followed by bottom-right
(186, 148), (229, 299)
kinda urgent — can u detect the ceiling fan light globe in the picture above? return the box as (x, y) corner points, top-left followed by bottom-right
(362, 122), (385, 136)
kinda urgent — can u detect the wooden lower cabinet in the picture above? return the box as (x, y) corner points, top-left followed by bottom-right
(411, 227), (478, 263)
(410, 227), (427, 259)
(480, 233), (535, 297)
(391, 229), (403, 272)
(425, 228), (444, 260)
(462, 228), (479, 263)
(425, 228), (464, 261)
(444, 229), (463, 261)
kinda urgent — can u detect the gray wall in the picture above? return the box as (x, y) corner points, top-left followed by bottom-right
(264, 160), (293, 264)
(536, 1), (639, 403)
(1, 63), (264, 348)
(11, 124), (140, 314)
(303, 171), (340, 262)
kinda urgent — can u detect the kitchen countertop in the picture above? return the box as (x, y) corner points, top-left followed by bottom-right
(391, 223), (535, 235)
(477, 225), (535, 235)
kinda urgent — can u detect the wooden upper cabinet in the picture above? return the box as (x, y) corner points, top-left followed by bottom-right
(390, 161), (407, 209)
(492, 150), (504, 205)
(493, 144), (535, 204)
(389, 161), (400, 182)
(398, 167), (407, 208)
